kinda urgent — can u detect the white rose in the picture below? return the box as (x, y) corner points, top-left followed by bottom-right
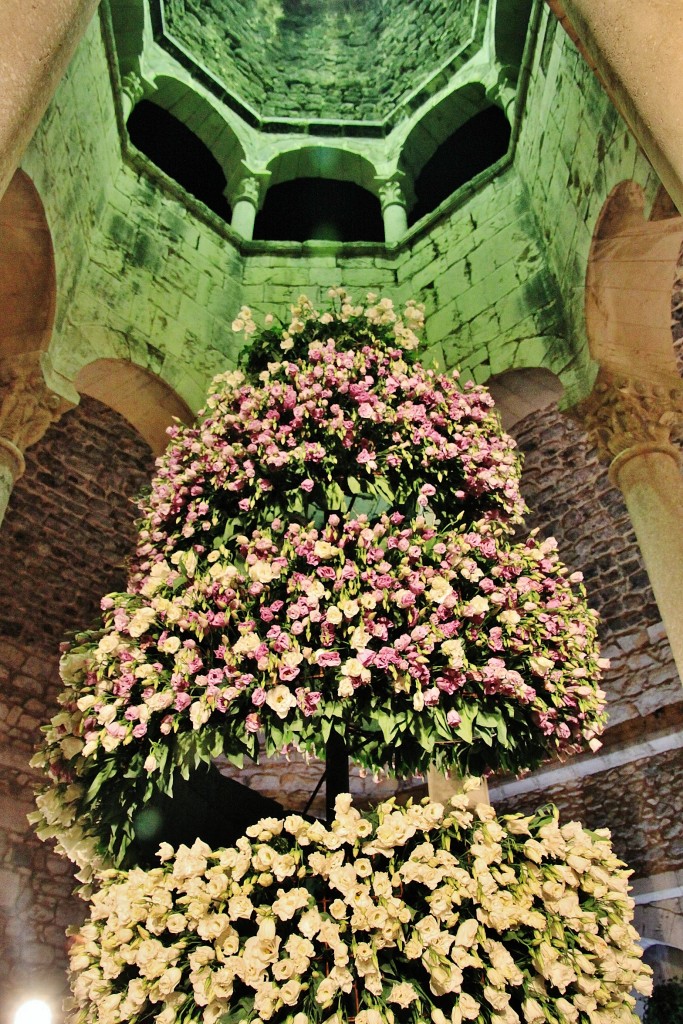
(265, 685), (297, 719)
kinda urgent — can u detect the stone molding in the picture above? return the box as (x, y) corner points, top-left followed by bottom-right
(0, 355), (73, 473)
(570, 369), (683, 467)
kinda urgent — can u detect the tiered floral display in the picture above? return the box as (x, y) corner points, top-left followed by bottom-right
(32, 292), (651, 1023)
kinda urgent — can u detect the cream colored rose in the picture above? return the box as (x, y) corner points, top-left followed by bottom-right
(128, 607), (157, 637)
(265, 684), (297, 719)
(249, 560), (282, 584)
(441, 637), (466, 668)
(427, 576), (453, 604)
(314, 540), (337, 559)
(463, 595), (489, 617)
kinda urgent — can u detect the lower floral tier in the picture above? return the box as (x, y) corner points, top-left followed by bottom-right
(67, 795), (651, 1024)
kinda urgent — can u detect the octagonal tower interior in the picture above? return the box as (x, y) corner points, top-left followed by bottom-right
(2, 0), (683, 1018)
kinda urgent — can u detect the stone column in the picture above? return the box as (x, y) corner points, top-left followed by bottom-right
(552, 0), (683, 214)
(573, 371), (683, 678)
(378, 176), (408, 244)
(120, 71), (144, 123)
(0, 357), (72, 528)
(485, 67), (517, 122)
(0, 0), (101, 201)
(230, 176), (260, 241)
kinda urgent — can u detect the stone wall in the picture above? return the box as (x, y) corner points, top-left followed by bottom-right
(515, 8), (661, 401)
(512, 400), (680, 726)
(49, 161), (247, 412)
(0, 397), (154, 1015)
(163, 0), (479, 123)
(240, 168), (567, 391)
(21, 15), (121, 338)
(496, 747), (683, 881)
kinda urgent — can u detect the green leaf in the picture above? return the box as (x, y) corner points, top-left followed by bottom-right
(455, 703), (477, 744)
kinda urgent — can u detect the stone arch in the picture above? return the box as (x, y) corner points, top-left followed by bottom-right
(75, 359), (193, 456)
(491, 0), (534, 79)
(399, 82), (501, 188)
(0, 169), (56, 361)
(586, 180), (683, 383)
(142, 77), (248, 201)
(486, 366), (564, 431)
(264, 146), (380, 196)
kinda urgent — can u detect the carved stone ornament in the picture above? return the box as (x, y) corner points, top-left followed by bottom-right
(0, 357), (69, 459)
(378, 176), (406, 212)
(570, 370), (683, 465)
(121, 71), (145, 108)
(234, 176), (261, 206)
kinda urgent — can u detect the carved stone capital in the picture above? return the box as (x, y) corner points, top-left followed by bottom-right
(0, 356), (71, 465)
(570, 370), (683, 466)
(121, 71), (145, 108)
(377, 176), (406, 212)
(234, 175), (261, 206)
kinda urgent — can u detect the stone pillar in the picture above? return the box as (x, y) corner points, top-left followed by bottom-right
(120, 71), (144, 123)
(552, 0), (683, 214)
(573, 371), (683, 678)
(230, 176), (260, 241)
(378, 177), (408, 244)
(0, 0), (101, 202)
(0, 356), (72, 529)
(485, 67), (517, 122)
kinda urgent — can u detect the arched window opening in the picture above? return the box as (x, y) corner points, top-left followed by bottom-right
(254, 178), (384, 243)
(127, 100), (231, 222)
(409, 105), (511, 225)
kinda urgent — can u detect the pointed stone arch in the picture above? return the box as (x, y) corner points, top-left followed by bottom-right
(0, 168), (56, 362)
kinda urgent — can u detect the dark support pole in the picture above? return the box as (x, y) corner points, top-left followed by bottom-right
(325, 729), (349, 824)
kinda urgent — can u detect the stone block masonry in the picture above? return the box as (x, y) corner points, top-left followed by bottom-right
(0, 398), (154, 1009)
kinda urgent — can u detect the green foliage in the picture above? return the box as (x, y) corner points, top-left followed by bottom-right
(644, 979), (683, 1024)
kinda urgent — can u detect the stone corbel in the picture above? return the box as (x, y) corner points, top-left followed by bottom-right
(483, 66), (517, 121)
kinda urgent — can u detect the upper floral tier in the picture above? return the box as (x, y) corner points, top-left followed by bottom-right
(133, 292), (525, 577)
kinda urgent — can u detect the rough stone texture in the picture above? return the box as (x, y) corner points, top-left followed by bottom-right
(239, 169), (568, 393)
(512, 401), (681, 726)
(0, 397), (153, 1011)
(0, 396), (154, 660)
(163, 0), (479, 123)
(673, 241), (683, 374)
(0, 677), (85, 1017)
(20, 15), (121, 338)
(496, 747), (683, 881)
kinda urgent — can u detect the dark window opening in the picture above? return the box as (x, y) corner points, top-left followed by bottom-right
(408, 106), (511, 226)
(254, 178), (384, 242)
(127, 99), (231, 222)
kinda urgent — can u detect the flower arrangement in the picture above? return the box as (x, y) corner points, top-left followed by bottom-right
(32, 292), (607, 873)
(65, 793), (652, 1024)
